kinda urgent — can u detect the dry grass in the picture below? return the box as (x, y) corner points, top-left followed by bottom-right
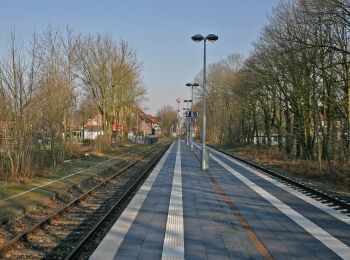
(228, 146), (350, 194)
(93, 134), (112, 152)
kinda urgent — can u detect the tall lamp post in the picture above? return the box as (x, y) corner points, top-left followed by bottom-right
(183, 101), (190, 146)
(182, 106), (190, 145)
(176, 98), (181, 136)
(191, 33), (218, 170)
(186, 82), (199, 151)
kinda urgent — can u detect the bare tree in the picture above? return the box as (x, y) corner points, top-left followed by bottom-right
(0, 32), (37, 178)
(75, 34), (145, 142)
(157, 105), (177, 137)
(203, 0), (350, 175)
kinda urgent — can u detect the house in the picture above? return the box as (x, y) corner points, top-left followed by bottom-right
(83, 114), (103, 140)
(132, 109), (161, 136)
(139, 113), (155, 135)
(253, 131), (281, 146)
(81, 109), (161, 141)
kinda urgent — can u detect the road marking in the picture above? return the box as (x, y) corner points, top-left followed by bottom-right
(162, 140), (184, 260)
(210, 148), (350, 226)
(90, 143), (174, 260)
(210, 153), (350, 259)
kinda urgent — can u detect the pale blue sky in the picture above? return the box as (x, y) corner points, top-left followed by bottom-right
(0, 0), (280, 115)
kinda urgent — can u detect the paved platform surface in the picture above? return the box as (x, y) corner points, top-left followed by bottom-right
(90, 140), (350, 259)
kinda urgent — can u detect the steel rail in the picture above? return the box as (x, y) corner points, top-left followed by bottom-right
(65, 142), (171, 259)
(0, 145), (163, 255)
(207, 144), (350, 213)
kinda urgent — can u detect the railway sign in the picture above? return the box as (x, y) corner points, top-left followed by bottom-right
(184, 111), (199, 118)
(192, 112), (199, 118)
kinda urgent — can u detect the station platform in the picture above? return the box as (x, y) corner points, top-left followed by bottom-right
(90, 140), (350, 260)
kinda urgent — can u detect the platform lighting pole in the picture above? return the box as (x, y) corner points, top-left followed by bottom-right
(191, 34), (218, 170)
(183, 106), (189, 145)
(182, 107), (186, 136)
(184, 100), (191, 146)
(186, 82), (199, 151)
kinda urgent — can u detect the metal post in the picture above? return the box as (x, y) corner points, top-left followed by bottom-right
(186, 118), (189, 145)
(144, 116), (146, 143)
(186, 101), (190, 145)
(136, 113), (139, 131)
(190, 85), (194, 151)
(191, 33), (217, 169)
(136, 113), (139, 143)
(201, 39), (209, 170)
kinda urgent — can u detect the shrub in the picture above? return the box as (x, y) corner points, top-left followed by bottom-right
(93, 134), (112, 152)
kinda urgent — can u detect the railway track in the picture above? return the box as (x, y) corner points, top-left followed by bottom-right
(208, 144), (350, 216)
(0, 142), (171, 259)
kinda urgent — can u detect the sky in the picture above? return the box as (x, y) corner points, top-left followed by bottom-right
(0, 0), (280, 115)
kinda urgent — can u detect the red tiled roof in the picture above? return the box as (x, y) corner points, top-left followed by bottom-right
(138, 111), (158, 124)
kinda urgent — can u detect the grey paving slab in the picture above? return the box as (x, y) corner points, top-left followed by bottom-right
(90, 142), (176, 260)
(138, 252), (163, 260)
(114, 143), (177, 259)
(207, 147), (346, 259)
(92, 140), (350, 259)
(210, 147), (350, 246)
(181, 143), (262, 260)
(162, 141), (185, 259)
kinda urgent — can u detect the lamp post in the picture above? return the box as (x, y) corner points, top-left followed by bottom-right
(191, 34), (218, 170)
(186, 82), (199, 151)
(176, 98), (181, 136)
(184, 100), (191, 146)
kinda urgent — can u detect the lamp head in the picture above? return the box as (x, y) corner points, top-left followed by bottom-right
(191, 34), (204, 42)
(186, 82), (199, 87)
(206, 34), (218, 42)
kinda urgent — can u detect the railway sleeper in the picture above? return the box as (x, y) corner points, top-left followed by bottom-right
(26, 242), (58, 251)
(39, 249), (73, 259)
(89, 200), (115, 205)
(50, 219), (84, 226)
(65, 209), (94, 216)
(26, 233), (56, 244)
(90, 194), (115, 199)
(3, 248), (45, 259)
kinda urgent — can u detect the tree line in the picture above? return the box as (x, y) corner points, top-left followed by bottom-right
(0, 27), (145, 180)
(200, 0), (349, 175)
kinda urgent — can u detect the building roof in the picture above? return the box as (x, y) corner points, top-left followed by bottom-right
(133, 107), (159, 124)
